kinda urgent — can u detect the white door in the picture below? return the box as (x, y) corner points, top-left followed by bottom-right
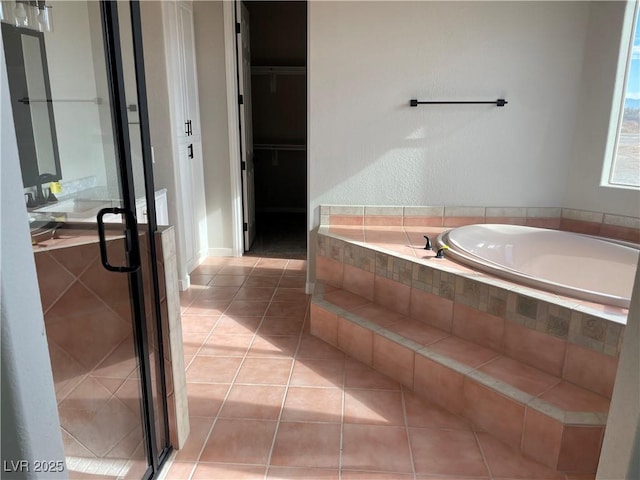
(238, 2), (256, 251)
(164, 0), (207, 284)
(178, 1), (206, 271)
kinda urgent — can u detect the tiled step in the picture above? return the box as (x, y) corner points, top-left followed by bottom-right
(310, 284), (610, 474)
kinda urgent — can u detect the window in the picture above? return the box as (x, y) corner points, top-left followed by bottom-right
(609, 5), (640, 188)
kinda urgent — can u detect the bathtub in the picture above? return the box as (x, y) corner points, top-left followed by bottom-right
(437, 224), (639, 309)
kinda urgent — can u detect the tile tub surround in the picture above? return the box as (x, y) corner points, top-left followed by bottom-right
(33, 226), (188, 476)
(312, 283), (610, 474)
(317, 222), (630, 354)
(320, 205), (640, 243)
(310, 217), (634, 473)
(315, 231), (623, 397)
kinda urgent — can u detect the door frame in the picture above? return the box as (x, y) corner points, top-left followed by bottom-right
(129, 0), (173, 471)
(222, 0), (311, 261)
(238, 2), (256, 252)
(223, 0), (245, 257)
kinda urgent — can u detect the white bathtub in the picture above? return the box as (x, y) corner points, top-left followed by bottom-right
(437, 224), (639, 309)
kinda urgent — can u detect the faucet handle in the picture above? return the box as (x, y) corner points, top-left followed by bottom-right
(46, 188), (58, 203)
(25, 193), (36, 208)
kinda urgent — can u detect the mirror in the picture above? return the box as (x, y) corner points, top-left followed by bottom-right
(2, 22), (61, 188)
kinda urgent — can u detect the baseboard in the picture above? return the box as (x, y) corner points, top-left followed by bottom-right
(305, 281), (315, 295)
(198, 250), (210, 264)
(178, 275), (190, 292)
(207, 247), (235, 257)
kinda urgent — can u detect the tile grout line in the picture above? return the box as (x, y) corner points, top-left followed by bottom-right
(187, 259), (265, 363)
(182, 312), (225, 371)
(59, 425), (103, 462)
(520, 407), (529, 466)
(535, 378), (564, 402)
(338, 346), (347, 480)
(399, 386), (418, 480)
(473, 430), (495, 480)
(40, 247), (100, 317)
(185, 262), (307, 368)
(53, 311), (142, 407)
(263, 278), (307, 478)
(186, 261), (268, 470)
(189, 260), (304, 476)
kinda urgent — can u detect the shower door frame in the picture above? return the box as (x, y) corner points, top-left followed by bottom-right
(101, 1), (171, 478)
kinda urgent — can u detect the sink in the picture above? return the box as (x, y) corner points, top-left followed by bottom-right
(33, 198), (111, 214)
(29, 214), (59, 234)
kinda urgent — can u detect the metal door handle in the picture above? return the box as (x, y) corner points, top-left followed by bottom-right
(188, 144), (193, 159)
(97, 207), (140, 273)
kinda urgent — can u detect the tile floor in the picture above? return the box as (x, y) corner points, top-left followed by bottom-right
(160, 256), (594, 480)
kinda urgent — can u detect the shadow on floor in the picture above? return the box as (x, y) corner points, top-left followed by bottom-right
(246, 212), (307, 260)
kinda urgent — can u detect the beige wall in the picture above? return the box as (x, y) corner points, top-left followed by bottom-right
(308, 0), (639, 222)
(193, 0), (234, 255)
(309, 1), (591, 216)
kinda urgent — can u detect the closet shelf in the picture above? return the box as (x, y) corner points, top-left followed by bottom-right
(254, 143), (306, 151)
(251, 66), (306, 76)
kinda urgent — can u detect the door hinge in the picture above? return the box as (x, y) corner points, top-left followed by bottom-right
(241, 161), (246, 170)
(236, 22), (241, 34)
(243, 222), (248, 232)
(238, 94), (244, 105)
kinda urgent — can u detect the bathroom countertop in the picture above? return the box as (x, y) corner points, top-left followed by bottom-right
(31, 224), (124, 253)
(27, 187), (168, 223)
(48, 186), (167, 205)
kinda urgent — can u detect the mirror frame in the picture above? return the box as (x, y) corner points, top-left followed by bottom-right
(2, 22), (61, 188)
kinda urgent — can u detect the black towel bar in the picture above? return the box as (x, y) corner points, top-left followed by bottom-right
(410, 99), (508, 107)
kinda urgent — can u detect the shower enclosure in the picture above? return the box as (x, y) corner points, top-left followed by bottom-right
(2, 1), (171, 478)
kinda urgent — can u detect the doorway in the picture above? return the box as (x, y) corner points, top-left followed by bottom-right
(237, 0), (307, 259)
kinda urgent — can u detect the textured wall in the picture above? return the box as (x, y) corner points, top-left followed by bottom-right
(309, 1), (592, 216)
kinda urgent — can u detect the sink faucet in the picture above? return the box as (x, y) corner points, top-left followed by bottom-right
(34, 173), (58, 206)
